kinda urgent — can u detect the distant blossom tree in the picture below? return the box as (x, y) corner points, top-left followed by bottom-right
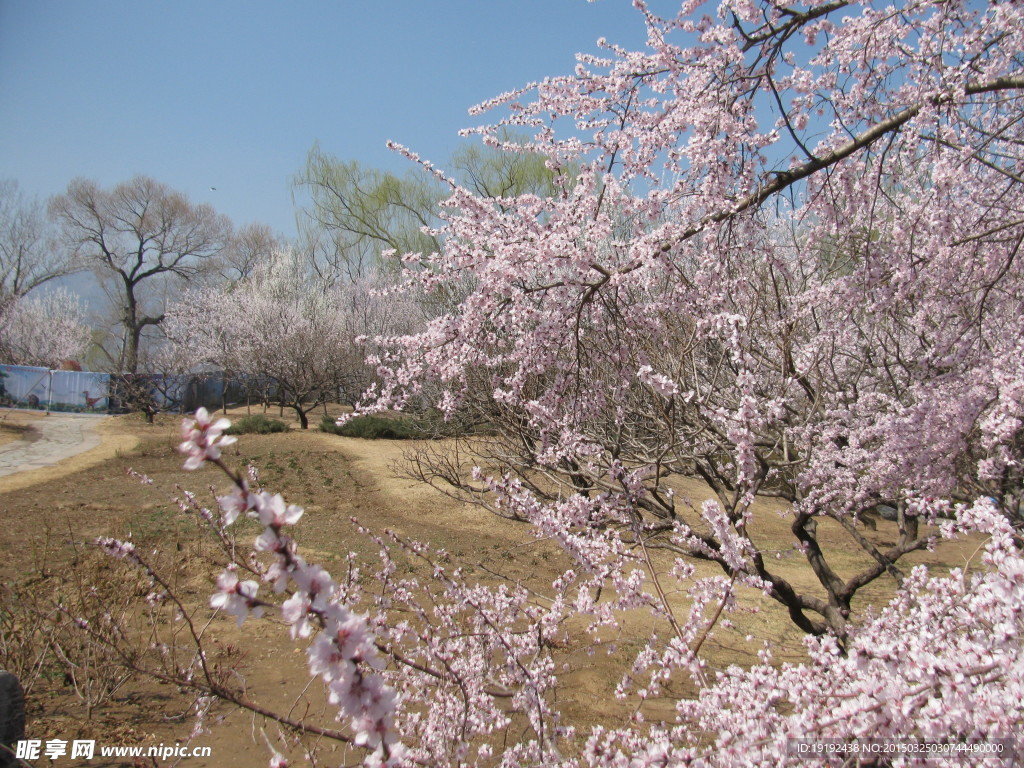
(97, 1), (1024, 766)
(165, 251), (422, 427)
(0, 288), (92, 368)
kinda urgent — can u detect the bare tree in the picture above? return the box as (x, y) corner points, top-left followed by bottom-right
(0, 179), (79, 308)
(212, 222), (282, 287)
(50, 176), (232, 374)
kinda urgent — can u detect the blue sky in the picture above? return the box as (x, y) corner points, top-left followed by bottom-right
(0, 1), (653, 238)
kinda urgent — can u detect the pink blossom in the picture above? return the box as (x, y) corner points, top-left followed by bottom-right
(281, 592), (313, 639)
(255, 492), (304, 528)
(96, 537), (136, 560)
(209, 567), (262, 626)
(179, 408), (236, 470)
(217, 484), (257, 526)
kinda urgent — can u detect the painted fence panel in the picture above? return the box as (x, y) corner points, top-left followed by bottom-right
(0, 365), (224, 414)
(0, 365), (110, 413)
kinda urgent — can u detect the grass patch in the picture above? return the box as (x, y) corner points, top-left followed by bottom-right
(226, 414), (289, 435)
(319, 414), (420, 440)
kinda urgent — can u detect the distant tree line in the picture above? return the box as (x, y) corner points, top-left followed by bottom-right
(0, 134), (563, 419)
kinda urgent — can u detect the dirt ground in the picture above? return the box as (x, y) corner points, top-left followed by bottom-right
(0, 406), (982, 767)
(1, 408), (604, 767)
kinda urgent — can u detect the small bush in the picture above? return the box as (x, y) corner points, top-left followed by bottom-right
(319, 414), (420, 440)
(226, 414), (289, 435)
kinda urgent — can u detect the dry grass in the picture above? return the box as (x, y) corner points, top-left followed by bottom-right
(0, 405), (986, 766)
(0, 409), (41, 448)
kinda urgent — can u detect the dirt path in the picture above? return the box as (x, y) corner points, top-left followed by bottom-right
(0, 410), (141, 493)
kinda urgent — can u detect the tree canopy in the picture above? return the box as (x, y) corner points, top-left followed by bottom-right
(51, 176), (233, 374)
(353, 0), (1024, 761)
(293, 134), (572, 283)
(0, 179), (79, 307)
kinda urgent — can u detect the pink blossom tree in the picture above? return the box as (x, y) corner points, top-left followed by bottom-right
(371, 0), (1024, 637)
(166, 250), (422, 427)
(363, 0), (1024, 759)
(0, 287), (92, 368)
(101, 0), (1024, 765)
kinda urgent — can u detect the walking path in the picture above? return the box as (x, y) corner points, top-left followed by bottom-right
(0, 412), (107, 478)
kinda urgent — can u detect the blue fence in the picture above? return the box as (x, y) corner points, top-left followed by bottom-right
(0, 364), (223, 414)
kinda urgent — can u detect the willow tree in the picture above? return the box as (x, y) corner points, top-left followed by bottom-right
(294, 134), (570, 285)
